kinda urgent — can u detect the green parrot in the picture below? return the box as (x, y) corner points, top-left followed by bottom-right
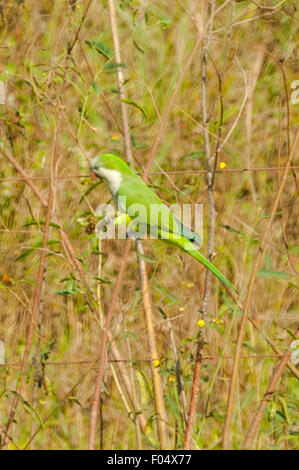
(90, 153), (237, 292)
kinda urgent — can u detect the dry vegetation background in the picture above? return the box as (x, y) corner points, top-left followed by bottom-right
(0, 0), (298, 450)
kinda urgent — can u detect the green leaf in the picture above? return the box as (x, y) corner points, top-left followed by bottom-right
(157, 306), (167, 320)
(91, 81), (100, 94)
(15, 248), (37, 261)
(121, 99), (147, 118)
(133, 40), (144, 54)
(93, 276), (112, 285)
(122, 330), (137, 340)
(15, 238), (60, 261)
(279, 434), (299, 441)
(91, 234), (101, 254)
(165, 394), (180, 420)
(182, 151), (204, 160)
(242, 342), (259, 354)
(79, 180), (102, 203)
(277, 396), (291, 425)
(137, 253), (156, 264)
(68, 396), (83, 408)
(47, 239), (60, 246)
(15, 240), (43, 261)
(85, 40), (113, 59)
(206, 322), (225, 336)
(11, 391), (44, 430)
(157, 17), (171, 29)
(181, 336), (197, 344)
(135, 370), (153, 407)
(143, 434), (159, 449)
(56, 277), (83, 296)
(257, 269), (290, 279)
(241, 388), (255, 409)
(262, 210), (283, 219)
(288, 282), (299, 291)
(104, 62), (126, 73)
(22, 279), (37, 286)
(220, 223), (247, 238)
(23, 220), (60, 229)
(154, 285), (178, 304)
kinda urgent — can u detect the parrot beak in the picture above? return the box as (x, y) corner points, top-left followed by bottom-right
(90, 156), (102, 178)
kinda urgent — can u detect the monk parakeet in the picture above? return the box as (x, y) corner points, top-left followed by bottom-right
(91, 153), (237, 292)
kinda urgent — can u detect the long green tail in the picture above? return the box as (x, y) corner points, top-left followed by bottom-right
(185, 245), (238, 293)
(163, 231), (238, 293)
(120, 219), (238, 293)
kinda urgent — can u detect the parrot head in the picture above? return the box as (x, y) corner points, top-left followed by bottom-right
(90, 153), (132, 195)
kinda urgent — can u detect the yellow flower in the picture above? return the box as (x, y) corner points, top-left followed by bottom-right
(197, 319), (205, 328)
(112, 134), (119, 141)
(179, 307), (186, 312)
(212, 318), (223, 325)
(168, 375), (176, 383)
(219, 161), (226, 169)
(180, 281), (194, 288)
(153, 360), (160, 367)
